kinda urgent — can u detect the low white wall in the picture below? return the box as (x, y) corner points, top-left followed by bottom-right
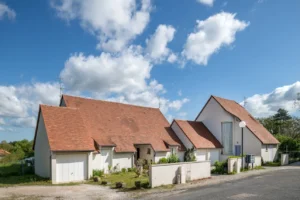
(150, 161), (211, 188)
(281, 154), (289, 166)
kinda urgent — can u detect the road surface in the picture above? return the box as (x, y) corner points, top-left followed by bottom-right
(151, 167), (300, 200)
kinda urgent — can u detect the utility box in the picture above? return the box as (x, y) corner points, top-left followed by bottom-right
(245, 154), (255, 164)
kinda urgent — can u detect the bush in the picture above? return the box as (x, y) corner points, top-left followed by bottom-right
(184, 148), (196, 162)
(212, 161), (227, 174)
(158, 158), (168, 164)
(93, 169), (104, 177)
(121, 168), (127, 173)
(167, 154), (179, 163)
(127, 168), (133, 172)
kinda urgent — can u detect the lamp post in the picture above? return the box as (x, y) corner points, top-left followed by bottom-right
(239, 121), (246, 170)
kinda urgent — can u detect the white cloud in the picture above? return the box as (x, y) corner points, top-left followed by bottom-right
(0, 2), (16, 20)
(60, 45), (152, 94)
(182, 12), (249, 65)
(0, 82), (60, 127)
(60, 46), (189, 114)
(197, 0), (214, 7)
(51, 0), (151, 52)
(167, 53), (177, 63)
(146, 24), (176, 62)
(0, 118), (4, 125)
(243, 81), (300, 117)
(168, 98), (189, 111)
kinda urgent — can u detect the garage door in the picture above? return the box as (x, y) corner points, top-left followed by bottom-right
(56, 153), (88, 183)
(209, 150), (219, 165)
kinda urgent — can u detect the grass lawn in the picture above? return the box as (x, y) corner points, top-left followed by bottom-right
(89, 171), (149, 190)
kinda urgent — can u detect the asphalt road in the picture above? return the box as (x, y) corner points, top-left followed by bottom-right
(161, 168), (300, 200)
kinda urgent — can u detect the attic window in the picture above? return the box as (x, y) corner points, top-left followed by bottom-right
(147, 148), (151, 154)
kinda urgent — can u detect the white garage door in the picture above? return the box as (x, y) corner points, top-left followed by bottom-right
(56, 153), (88, 183)
(209, 150), (219, 165)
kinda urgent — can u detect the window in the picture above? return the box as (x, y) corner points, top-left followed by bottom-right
(221, 122), (233, 154)
(266, 145), (268, 152)
(147, 148), (151, 154)
(171, 148), (175, 155)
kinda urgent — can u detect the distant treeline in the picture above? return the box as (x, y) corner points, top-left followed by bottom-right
(0, 139), (33, 163)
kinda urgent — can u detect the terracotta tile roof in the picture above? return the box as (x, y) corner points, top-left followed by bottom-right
(43, 95), (185, 152)
(0, 149), (10, 156)
(211, 96), (279, 144)
(40, 105), (95, 151)
(173, 120), (223, 149)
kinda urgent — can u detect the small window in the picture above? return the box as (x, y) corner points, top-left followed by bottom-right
(266, 145), (268, 152)
(147, 148), (151, 154)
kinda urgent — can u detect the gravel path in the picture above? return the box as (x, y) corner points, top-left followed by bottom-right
(0, 184), (129, 200)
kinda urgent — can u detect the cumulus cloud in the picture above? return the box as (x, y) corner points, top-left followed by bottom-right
(197, 0), (214, 7)
(51, 0), (151, 52)
(182, 12), (249, 65)
(60, 46), (189, 114)
(60, 45), (151, 94)
(0, 82), (60, 128)
(243, 81), (300, 117)
(0, 2), (16, 20)
(146, 24), (176, 62)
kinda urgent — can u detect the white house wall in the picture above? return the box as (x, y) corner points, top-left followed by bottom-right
(196, 98), (233, 147)
(171, 122), (194, 149)
(113, 152), (134, 170)
(197, 97), (262, 157)
(261, 144), (278, 162)
(135, 144), (155, 164)
(34, 114), (51, 178)
(154, 151), (170, 163)
(92, 153), (102, 170)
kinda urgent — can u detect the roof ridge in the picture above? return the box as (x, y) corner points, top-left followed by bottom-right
(40, 104), (78, 110)
(62, 94), (161, 110)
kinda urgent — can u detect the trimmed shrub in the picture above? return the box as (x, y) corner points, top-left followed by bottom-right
(158, 158), (168, 164)
(212, 160), (227, 174)
(93, 169), (104, 177)
(167, 154), (179, 163)
(121, 168), (127, 173)
(184, 148), (196, 162)
(127, 168), (133, 172)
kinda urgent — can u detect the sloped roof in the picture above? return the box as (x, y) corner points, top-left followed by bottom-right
(36, 95), (184, 152)
(173, 120), (223, 149)
(0, 149), (10, 156)
(39, 105), (95, 151)
(207, 96), (279, 144)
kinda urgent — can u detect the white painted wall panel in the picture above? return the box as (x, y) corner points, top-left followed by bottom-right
(171, 122), (194, 149)
(150, 161), (211, 188)
(261, 144), (278, 162)
(34, 114), (51, 178)
(196, 150), (206, 161)
(92, 153), (101, 170)
(113, 152), (133, 170)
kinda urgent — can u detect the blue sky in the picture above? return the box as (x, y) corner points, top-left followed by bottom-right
(0, 0), (300, 142)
